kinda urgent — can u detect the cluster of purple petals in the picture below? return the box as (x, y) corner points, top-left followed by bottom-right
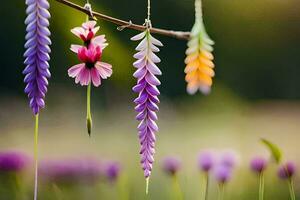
(104, 161), (121, 182)
(40, 159), (102, 184)
(198, 151), (215, 172)
(131, 31), (163, 178)
(0, 151), (30, 172)
(24, 0), (51, 115)
(278, 161), (296, 180)
(198, 150), (238, 184)
(250, 157), (268, 173)
(162, 157), (181, 176)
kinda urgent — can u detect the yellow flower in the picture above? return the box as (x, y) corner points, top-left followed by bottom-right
(184, 0), (215, 95)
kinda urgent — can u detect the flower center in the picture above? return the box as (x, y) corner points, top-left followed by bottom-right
(86, 62), (94, 69)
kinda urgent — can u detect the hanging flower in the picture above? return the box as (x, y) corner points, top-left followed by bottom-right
(131, 30), (163, 180)
(68, 44), (112, 87)
(68, 20), (112, 135)
(68, 21), (112, 87)
(184, 0), (215, 95)
(23, 0), (51, 115)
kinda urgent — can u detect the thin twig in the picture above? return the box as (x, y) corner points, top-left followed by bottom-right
(53, 0), (191, 40)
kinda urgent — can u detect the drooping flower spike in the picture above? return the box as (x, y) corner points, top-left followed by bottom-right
(68, 20), (112, 136)
(184, 0), (215, 95)
(23, 0), (51, 199)
(131, 26), (163, 190)
(24, 0), (51, 115)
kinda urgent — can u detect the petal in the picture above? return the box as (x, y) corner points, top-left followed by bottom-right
(150, 35), (163, 46)
(71, 27), (85, 38)
(79, 68), (91, 86)
(68, 63), (85, 78)
(95, 62), (113, 79)
(131, 31), (146, 41)
(91, 68), (101, 87)
(92, 35), (108, 50)
(70, 45), (83, 53)
(135, 37), (147, 51)
(82, 21), (97, 29)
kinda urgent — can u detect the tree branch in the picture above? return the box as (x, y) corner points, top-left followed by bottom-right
(53, 0), (191, 40)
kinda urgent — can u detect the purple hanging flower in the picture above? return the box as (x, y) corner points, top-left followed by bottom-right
(24, 0), (51, 115)
(131, 30), (163, 179)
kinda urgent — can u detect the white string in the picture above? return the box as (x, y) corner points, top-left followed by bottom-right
(147, 0), (151, 21)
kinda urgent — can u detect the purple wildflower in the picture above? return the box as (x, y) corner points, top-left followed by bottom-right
(250, 157), (268, 173)
(24, 0), (51, 115)
(104, 161), (121, 182)
(214, 165), (232, 184)
(278, 161), (296, 180)
(198, 151), (215, 172)
(0, 151), (30, 172)
(40, 159), (102, 184)
(131, 30), (163, 179)
(162, 157), (181, 176)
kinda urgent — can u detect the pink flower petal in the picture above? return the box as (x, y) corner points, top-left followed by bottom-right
(82, 21), (97, 29)
(70, 44), (83, 53)
(71, 27), (85, 38)
(68, 63), (85, 78)
(95, 62), (113, 79)
(91, 67), (101, 87)
(79, 68), (91, 86)
(92, 35), (108, 50)
(92, 26), (100, 35)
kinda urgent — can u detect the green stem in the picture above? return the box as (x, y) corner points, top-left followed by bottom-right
(203, 173), (209, 200)
(218, 183), (225, 200)
(172, 175), (183, 200)
(86, 83), (92, 136)
(146, 177), (149, 195)
(259, 172), (265, 200)
(288, 178), (296, 200)
(34, 114), (39, 200)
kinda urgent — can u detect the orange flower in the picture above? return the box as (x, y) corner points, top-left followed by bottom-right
(184, 0), (215, 95)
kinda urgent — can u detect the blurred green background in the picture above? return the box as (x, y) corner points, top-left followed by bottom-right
(1, 0), (300, 199)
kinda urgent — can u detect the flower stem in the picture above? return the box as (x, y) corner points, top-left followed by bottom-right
(218, 183), (225, 200)
(86, 83), (92, 136)
(288, 178), (296, 200)
(34, 114), (39, 200)
(259, 172), (265, 200)
(172, 175), (183, 200)
(146, 177), (149, 194)
(202, 173), (209, 200)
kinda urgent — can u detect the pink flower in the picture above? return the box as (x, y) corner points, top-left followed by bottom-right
(68, 44), (112, 87)
(70, 35), (108, 54)
(71, 21), (100, 42)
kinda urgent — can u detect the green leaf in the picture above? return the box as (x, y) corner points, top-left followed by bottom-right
(261, 138), (283, 164)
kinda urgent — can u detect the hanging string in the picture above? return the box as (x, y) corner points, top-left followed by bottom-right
(145, 0), (151, 28)
(195, 0), (203, 23)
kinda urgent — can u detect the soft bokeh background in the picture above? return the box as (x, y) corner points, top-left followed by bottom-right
(1, 0), (300, 199)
